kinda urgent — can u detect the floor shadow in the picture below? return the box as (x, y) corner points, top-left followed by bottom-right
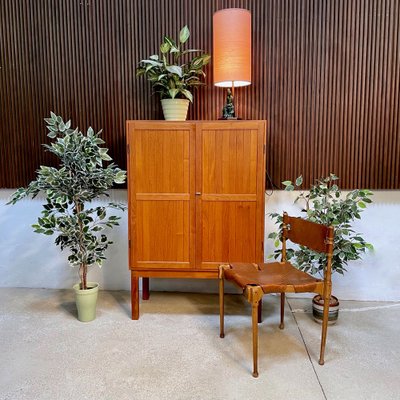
(57, 290), (78, 318)
(59, 301), (78, 318)
(108, 290), (131, 318)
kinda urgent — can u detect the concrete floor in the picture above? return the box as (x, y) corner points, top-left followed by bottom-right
(0, 288), (399, 400)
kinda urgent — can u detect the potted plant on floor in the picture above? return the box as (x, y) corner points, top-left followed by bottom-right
(136, 25), (211, 121)
(8, 113), (126, 322)
(268, 174), (373, 324)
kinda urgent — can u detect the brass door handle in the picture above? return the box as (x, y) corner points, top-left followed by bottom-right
(195, 192), (201, 196)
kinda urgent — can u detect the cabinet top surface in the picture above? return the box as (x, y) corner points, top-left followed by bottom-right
(126, 120), (266, 123)
(126, 120), (267, 130)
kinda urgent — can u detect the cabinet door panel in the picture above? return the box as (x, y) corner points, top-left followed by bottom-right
(196, 122), (265, 269)
(135, 200), (190, 267)
(201, 201), (256, 263)
(134, 129), (189, 194)
(202, 128), (258, 194)
(127, 122), (195, 270)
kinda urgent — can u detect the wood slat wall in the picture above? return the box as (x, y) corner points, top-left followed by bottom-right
(0, 0), (399, 189)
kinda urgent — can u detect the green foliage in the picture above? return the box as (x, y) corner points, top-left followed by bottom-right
(8, 113), (127, 289)
(269, 174), (373, 276)
(136, 26), (211, 102)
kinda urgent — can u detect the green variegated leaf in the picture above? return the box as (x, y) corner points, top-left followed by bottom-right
(181, 89), (193, 102)
(181, 49), (203, 56)
(166, 65), (182, 77)
(200, 54), (211, 65)
(44, 117), (55, 125)
(99, 148), (112, 161)
(141, 59), (162, 67)
(164, 36), (178, 51)
(179, 25), (190, 43)
(168, 88), (179, 99)
(160, 42), (170, 54)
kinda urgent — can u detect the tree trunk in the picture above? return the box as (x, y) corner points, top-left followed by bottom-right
(79, 263), (87, 290)
(75, 200), (87, 290)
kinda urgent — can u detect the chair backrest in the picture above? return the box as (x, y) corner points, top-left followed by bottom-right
(282, 212), (334, 254)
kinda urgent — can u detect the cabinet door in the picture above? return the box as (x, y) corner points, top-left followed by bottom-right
(127, 122), (196, 270)
(196, 121), (265, 269)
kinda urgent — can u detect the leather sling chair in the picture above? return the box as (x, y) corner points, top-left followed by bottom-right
(219, 212), (334, 377)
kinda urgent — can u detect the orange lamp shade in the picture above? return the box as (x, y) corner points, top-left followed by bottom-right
(213, 8), (252, 87)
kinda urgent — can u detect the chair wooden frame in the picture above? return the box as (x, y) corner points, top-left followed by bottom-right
(219, 212), (335, 377)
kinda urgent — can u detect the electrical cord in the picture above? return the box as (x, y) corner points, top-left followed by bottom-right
(265, 169), (280, 196)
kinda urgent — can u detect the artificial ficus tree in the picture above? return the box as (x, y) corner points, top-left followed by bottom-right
(8, 113), (126, 290)
(268, 174), (373, 277)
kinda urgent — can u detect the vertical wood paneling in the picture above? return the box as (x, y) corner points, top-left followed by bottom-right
(0, 0), (399, 189)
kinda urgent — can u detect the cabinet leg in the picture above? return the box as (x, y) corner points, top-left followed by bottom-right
(131, 274), (139, 320)
(142, 277), (150, 300)
(258, 298), (262, 323)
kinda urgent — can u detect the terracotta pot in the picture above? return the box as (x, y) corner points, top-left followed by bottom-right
(161, 99), (190, 121)
(312, 295), (339, 325)
(73, 282), (99, 322)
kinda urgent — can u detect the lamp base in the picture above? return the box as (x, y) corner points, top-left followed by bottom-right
(218, 116), (242, 120)
(221, 88), (236, 119)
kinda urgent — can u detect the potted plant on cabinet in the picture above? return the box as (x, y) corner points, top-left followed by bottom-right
(8, 113), (126, 322)
(136, 25), (211, 121)
(268, 174), (373, 324)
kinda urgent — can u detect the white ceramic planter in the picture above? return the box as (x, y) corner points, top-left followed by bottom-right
(73, 282), (99, 322)
(161, 99), (190, 121)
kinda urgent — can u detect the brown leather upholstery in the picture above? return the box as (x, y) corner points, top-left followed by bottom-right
(283, 214), (330, 254)
(225, 262), (322, 293)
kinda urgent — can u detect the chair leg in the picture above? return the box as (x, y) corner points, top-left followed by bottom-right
(252, 301), (259, 378)
(279, 292), (285, 329)
(319, 294), (330, 365)
(219, 274), (225, 338)
(245, 285), (263, 377)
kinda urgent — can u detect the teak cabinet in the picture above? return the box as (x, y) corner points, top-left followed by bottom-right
(127, 120), (266, 319)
